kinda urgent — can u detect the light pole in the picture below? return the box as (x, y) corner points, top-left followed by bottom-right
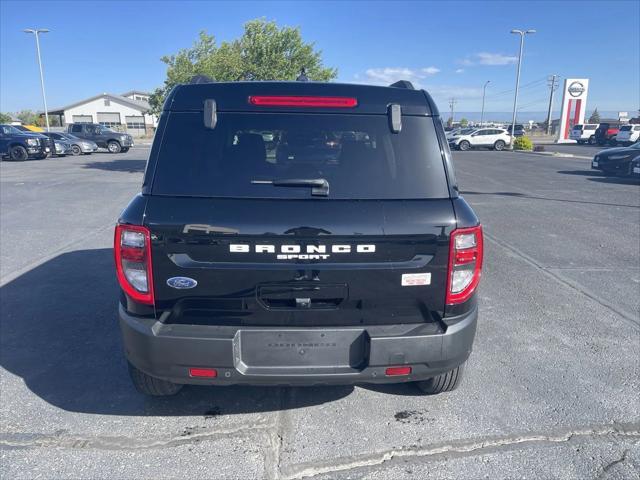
(480, 80), (490, 127)
(508, 29), (535, 149)
(23, 28), (50, 131)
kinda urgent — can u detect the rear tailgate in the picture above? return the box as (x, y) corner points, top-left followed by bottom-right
(146, 197), (454, 327)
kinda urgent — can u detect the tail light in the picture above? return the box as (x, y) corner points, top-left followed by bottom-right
(114, 224), (154, 305)
(248, 95), (358, 108)
(446, 225), (483, 305)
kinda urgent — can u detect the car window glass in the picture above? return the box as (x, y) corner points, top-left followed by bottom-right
(152, 112), (450, 200)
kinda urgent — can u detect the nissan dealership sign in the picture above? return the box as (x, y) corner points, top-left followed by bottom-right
(557, 78), (590, 143)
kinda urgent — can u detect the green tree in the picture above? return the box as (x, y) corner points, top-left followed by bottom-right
(589, 108), (600, 124)
(460, 117), (468, 127)
(0, 112), (12, 123)
(16, 110), (39, 125)
(149, 19), (338, 115)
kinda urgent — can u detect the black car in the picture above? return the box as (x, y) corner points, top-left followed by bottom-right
(591, 142), (640, 176)
(67, 123), (133, 153)
(0, 124), (51, 160)
(116, 79), (483, 396)
(505, 124), (525, 137)
(630, 157), (640, 179)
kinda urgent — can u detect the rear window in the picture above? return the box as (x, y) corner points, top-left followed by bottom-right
(151, 113), (450, 199)
(619, 125), (632, 131)
(583, 124), (597, 130)
(573, 125), (584, 131)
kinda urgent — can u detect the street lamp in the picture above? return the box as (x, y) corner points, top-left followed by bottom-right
(480, 80), (490, 127)
(508, 29), (535, 149)
(23, 28), (50, 131)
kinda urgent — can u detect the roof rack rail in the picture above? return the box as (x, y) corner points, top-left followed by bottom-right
(389, 80), (415, 90)
(190, 75), (214, 84)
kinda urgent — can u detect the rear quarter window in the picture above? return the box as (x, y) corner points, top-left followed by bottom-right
(150, 112), (450, 200)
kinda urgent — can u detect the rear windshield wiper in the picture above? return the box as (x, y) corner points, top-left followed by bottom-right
(251, 178), (329, 196)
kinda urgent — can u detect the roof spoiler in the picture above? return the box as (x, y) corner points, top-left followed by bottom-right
(389, 80), (415, 90)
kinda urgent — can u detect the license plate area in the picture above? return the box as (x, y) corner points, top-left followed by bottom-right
(234, 329), (368, 375)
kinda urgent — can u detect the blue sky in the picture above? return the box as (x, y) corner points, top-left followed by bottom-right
(1, 0), (638, 119)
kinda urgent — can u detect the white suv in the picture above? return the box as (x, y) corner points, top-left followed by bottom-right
(449, 128), (511, 151)
(569, 124), (599, 144)
(615, 125), (640, 145)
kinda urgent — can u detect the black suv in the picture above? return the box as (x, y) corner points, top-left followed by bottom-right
(0, 124), (51, 160)
(67, 123), (133, 153)
(116, 80), (483, 396)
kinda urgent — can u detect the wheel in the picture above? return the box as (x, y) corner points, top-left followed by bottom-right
(107, 140), (122, 153)
(458, 140), (471, 151)
(588, 136), (596, 145)
(34, 153), (47, 160)
(415, 363), (465, 394)
(71, 145), (81, 156)
(493, 140), (506, 151)
(577, 140), (584, 145)
(127, 362), (183, 396)
(121, 147), (130, 153)
(9, 145), (28, 161)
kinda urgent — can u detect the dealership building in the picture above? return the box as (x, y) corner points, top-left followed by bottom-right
(46, 90), (158, 136)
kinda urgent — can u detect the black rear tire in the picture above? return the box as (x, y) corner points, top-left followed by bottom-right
(577, 140), (584, 145)
(588, 136), (596, 145)
(127, 362), (183, 396)
(414, 363), (465, 395)
(9, 145), (28, 161)
(493, 140), (505, 151)
(121, 147), (130, 153)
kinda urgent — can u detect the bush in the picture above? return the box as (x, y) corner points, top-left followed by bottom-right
(513, 136), (533, 151)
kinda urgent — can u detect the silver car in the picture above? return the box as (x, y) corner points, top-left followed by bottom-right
(44, 132), (98, 155)
(53, 139), (74, 156)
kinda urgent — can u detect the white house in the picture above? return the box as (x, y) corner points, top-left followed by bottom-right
(47, 91), (158, 137)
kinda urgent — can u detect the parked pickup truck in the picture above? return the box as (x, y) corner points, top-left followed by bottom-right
(0, 124), (51, 160)
(67, 123), (133, 153)
(115, 79), (483, 396)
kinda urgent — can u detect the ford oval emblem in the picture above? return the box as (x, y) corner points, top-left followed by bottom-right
(166, 277), (198, 289)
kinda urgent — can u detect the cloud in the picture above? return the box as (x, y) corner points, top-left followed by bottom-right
(455, 68), (465, 74)
(421, 66), (440, 75)
(363, 66), (440, 85)
(476, 52), (518, 65)
(459, 52), (518, 66)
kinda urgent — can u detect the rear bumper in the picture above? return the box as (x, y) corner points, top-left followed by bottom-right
(119, 305), (478, 386)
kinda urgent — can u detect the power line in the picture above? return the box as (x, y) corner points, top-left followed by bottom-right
(484, 76), (547, 100)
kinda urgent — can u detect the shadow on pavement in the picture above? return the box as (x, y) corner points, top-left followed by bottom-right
(0, 249), (353, 416)
(557, 170), (640, 186)
(83, 159), (147, 173)
(556, 170), (604, 177)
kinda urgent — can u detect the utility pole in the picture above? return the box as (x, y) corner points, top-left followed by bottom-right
(448, 98), (457, 127)
(545, 74), (559, 135)
(24, 28), (50, 131)
(508, 29), (536, 149)
(480, 81), (490, 127)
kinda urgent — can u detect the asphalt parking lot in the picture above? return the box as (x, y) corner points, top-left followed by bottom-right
(1, 147), (639, 479)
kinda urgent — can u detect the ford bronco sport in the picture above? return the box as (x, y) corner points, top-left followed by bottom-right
(116, 79), (483, 396)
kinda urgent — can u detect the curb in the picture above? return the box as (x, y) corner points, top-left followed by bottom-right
(509, 150), (592, 160)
